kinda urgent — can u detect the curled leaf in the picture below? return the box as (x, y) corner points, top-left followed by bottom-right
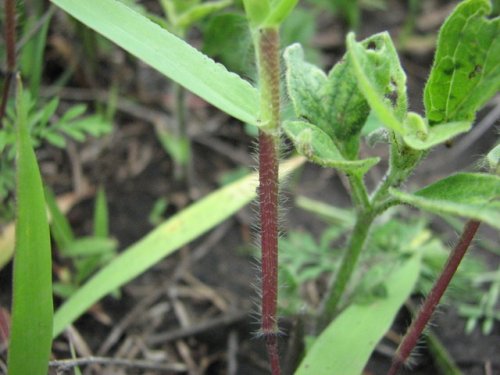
(283, 121), (379, 175)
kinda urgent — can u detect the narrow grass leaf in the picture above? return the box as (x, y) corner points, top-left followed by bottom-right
(296, 255), (421, 375)
(50, 0), (259, 125)
(45, 187), (74, 251)
(390, 173), (500, 229)
(7, 79), (53, 375)
(53, 157), (305, 337)
(93, 187), (109, 238)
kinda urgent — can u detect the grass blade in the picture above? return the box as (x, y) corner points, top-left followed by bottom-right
(50, 0), (260, 126)
(7, 77), (53, 375)
(296, 255), (421, 375)
(53, 157), (305, 337)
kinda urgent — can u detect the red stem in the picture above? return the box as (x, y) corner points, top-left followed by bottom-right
(259, 131), (279, 335)
(256, 28), (281, 375)
(388, 220), (481, 375)
(0, 0), (17, 122)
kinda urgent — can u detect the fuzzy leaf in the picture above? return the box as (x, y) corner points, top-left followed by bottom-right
(284, 43), (371, 159)
(390, 173), (500, 229)
(284, 44), (327, 125)
(347, 32), (407, 134)
(283, 121), (379, 174)
(322, 54), (371, 158)
(296, 255), (421, 375)
(403, 112), (472, 150)
(51, 0), (260, 126)
(424, 0), (500, 125)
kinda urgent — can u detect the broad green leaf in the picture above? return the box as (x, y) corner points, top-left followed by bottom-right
(51, 0), (260, 126)
(403, 112), (472, 150)
(8, 79), (53, 375)
(283, 121), (379, 175)
(424, 0), (500, 125)
(347, 32), (407, 134)
(322, 52), (371, 158)
(284, 44), (327, 124)
(390, 173), (500, 229)
(284, 43), (371, 159)
(296, 255), (421, 375)
(52, 157), (305, 337)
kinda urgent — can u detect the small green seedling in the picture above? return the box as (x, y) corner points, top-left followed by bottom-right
(45, 187), (118, 298)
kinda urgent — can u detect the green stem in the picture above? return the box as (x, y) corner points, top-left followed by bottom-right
(371, 134), (423, 205)
(318, 211), (375, 329)
(348, 174), (370, 211)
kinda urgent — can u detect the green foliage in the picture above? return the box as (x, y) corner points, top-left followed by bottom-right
(45, 187), (118, 299)
(7, 79), (53, 375)
(346, 32), (407, 134)
(283, 120), (379, 174)
(0, 92), (112, 222)
(459, 268), (500, 335)
(159, 0), (232, 34)
(284, 43), (380, 169)
(402, 113), (471, 150)
(390, 173), (500, 229)
(424, 0), (500, 125)
(242, 0), (299, 28)
(52, 0), (260, 126)
(203, 13), (255, 77)
(1, 93), (112, 155)
(486, 143), (500, 174)
(52, 157), (304, 337)
(295, 255), (421, 375)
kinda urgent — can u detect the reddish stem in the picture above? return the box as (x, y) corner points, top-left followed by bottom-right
(388, 220), (481, 375)
(0, 0), (17, 122)
(256, 27), (281, 375)
(259, 131), (279, 334)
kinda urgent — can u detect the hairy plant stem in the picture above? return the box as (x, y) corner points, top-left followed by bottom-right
(0, 0), (17, 123)
(319, 136), (423, 330)
(387, 220), (481, 375)
(371, 135), (423, 205)
(318, 211), (375, 330)
(255, 27), (281, 375)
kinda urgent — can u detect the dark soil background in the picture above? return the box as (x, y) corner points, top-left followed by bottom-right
(1, 0), (499, 374)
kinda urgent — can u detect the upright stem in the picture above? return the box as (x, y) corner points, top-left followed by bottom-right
(255, 27), (281, 375)
(388, 220), (481, 375)
(0, 0), (17, 123)
(318, 211), (374, 330)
